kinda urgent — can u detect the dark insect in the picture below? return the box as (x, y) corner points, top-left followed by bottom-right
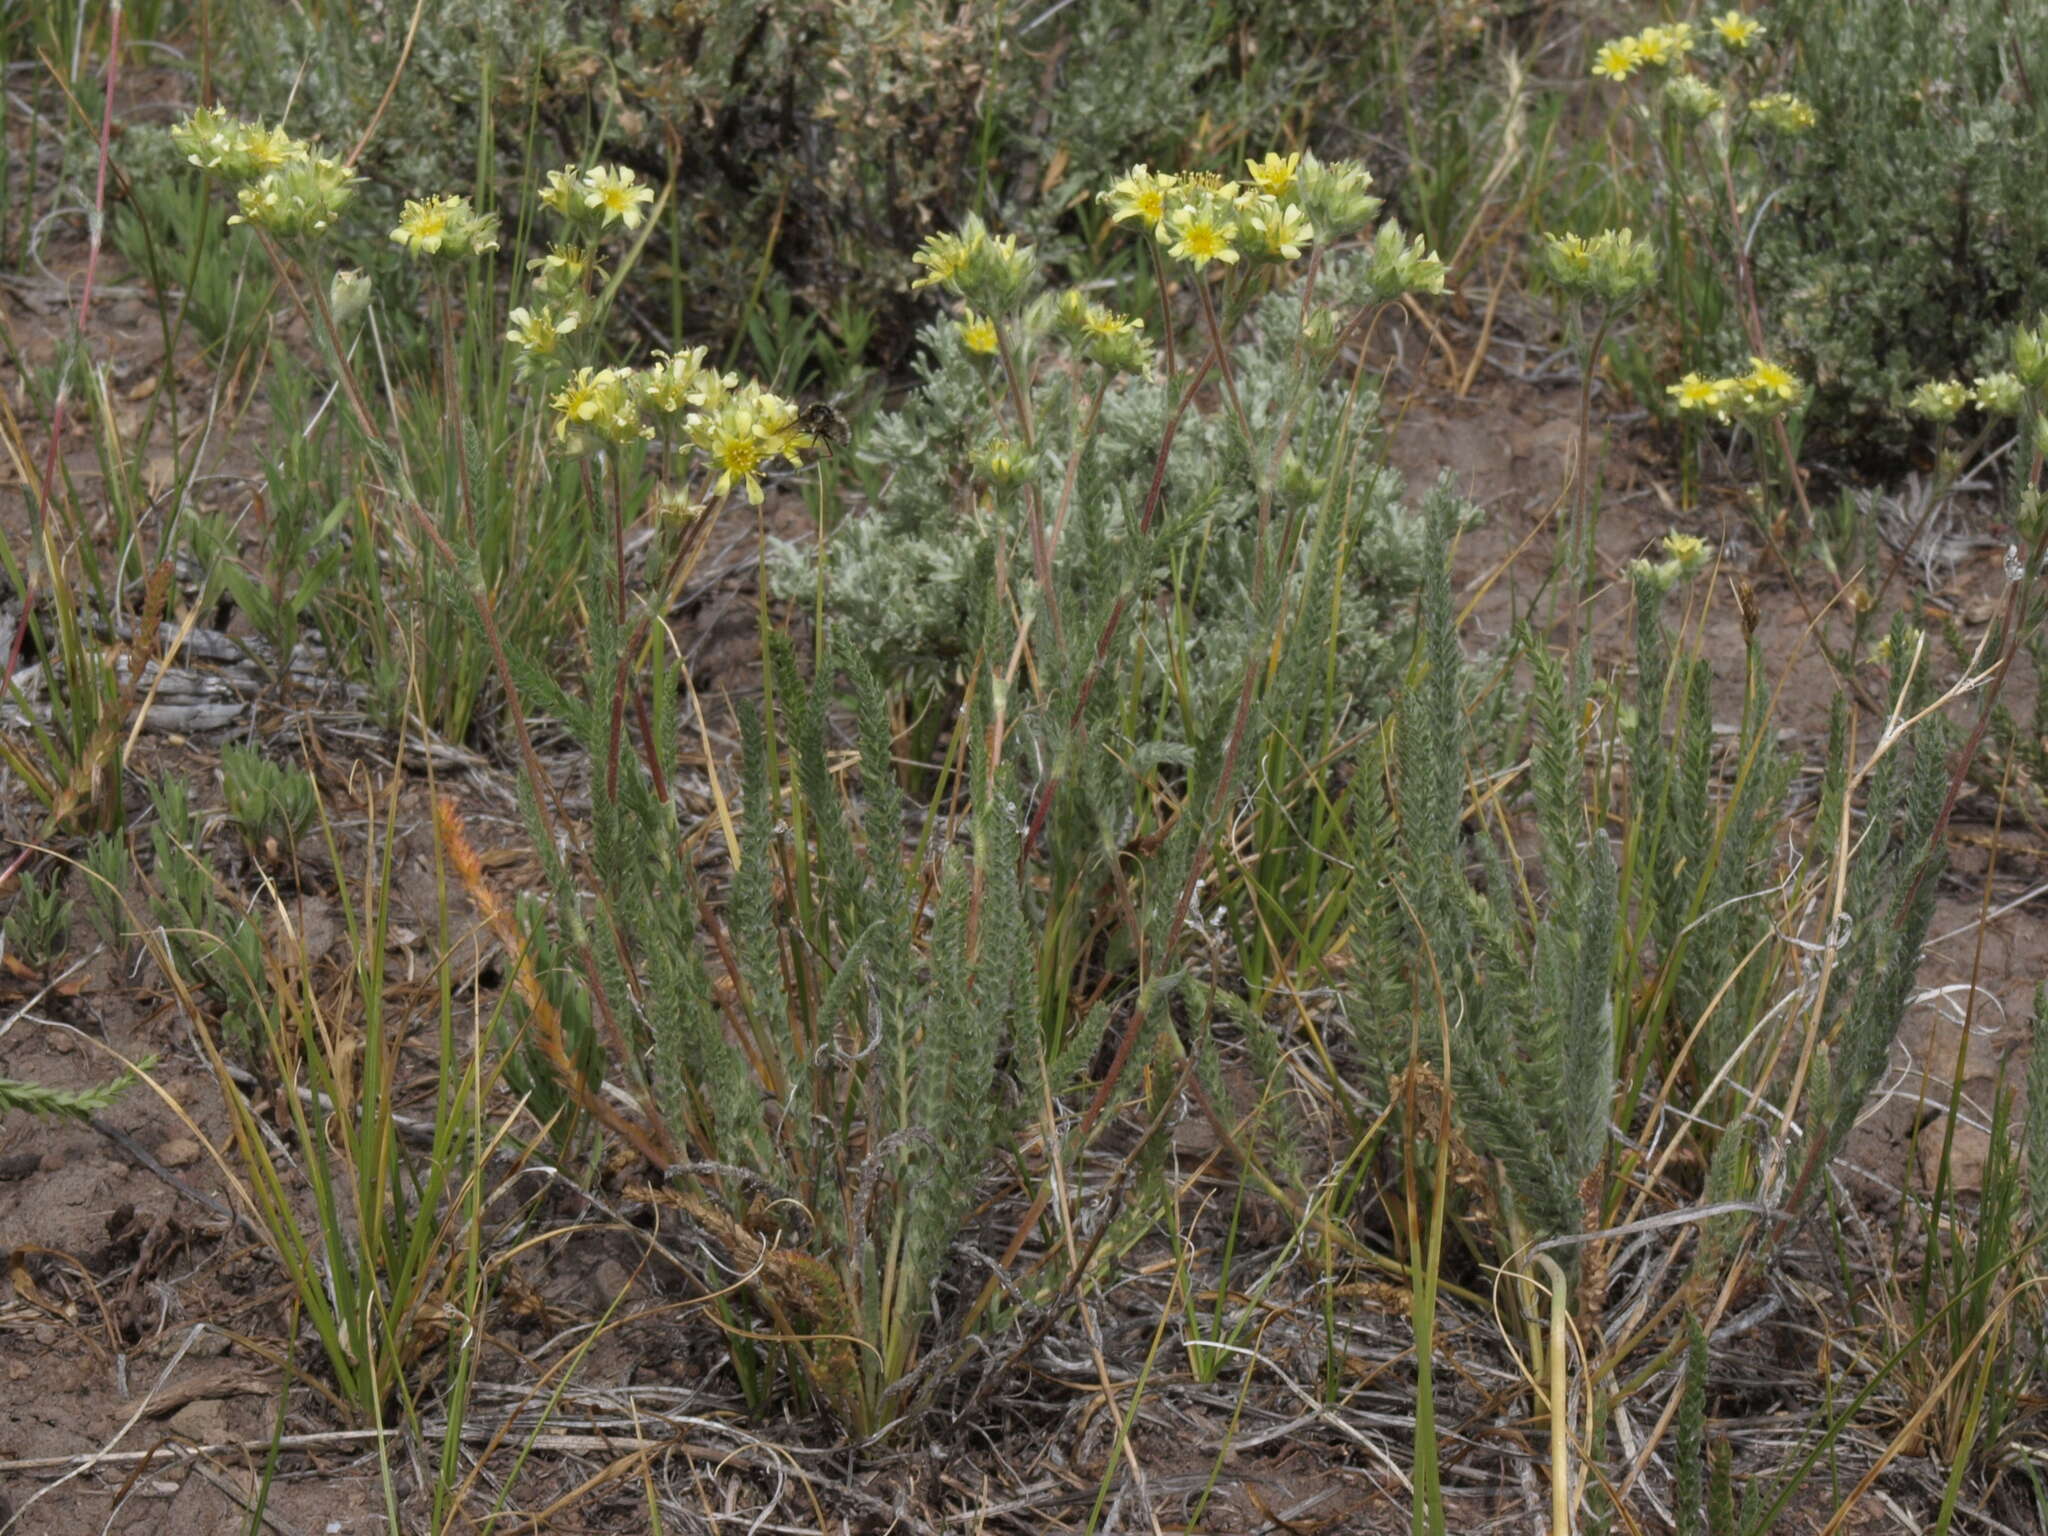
(797, 401), (851, 456)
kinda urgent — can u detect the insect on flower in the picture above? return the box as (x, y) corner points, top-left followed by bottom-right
(796, 401), (851, 456)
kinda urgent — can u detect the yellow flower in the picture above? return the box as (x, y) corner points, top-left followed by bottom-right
(1631, 29), (1676, 66)
(172, 109), (305, 182)
(1101, 165), (1180, 229)
(1592, 38), (1643, 80)
(505, 304), (579, 357)
(682, 383), (812, 503)
(392, 194), (499, 258)
(1241, 198), (1314, 261)
(1640, 22), (1696, 59)
(549, 366), (642, 445)
(1906, 378), (1970, 422)
(540, 167), (586, 218)
(959, 312), (1000, 354)
(1749, 93), (1817, 134)
(1662, 532), (1712, 574)
(1711, 10), (1764, 48)
(227, 154), (358, 237)
(1971, 371), (2024, 415)
(638, 346), (708, 416)
(582, 164), (655, 230)
(1742, 356), (1799, 403)
(530, 242), (599, 291)
(910, 230), (971, 292)
(747, 387), (814, 462)
(1165, 199), (1239, 269)
(1667, 372), (1729, 413)
(1244, 151), (1301, 197)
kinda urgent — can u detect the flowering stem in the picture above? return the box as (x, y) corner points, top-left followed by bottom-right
(437, 276), (478, 537)
(1195, 275), (1253, 456)
(1565, 310), (1612, 653)
(1148, 236), (1178, 382)
(1711, 142), (1815, 531)
(285, 234), (382, 445)
(995, 318), (1060, 650)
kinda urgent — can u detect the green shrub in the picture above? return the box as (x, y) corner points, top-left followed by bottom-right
(1760, 0), (2048, 463)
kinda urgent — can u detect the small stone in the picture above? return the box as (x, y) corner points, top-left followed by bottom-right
(38, 1150), (67, 1174)
(158, 1138), (202, 1169)
(167, 1398), (230, 1445)
(1916, 1117), (1994, 1194)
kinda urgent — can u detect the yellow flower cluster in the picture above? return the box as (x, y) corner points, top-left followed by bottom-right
(1711, 10), (1765, 48)
(1748, 92), (1817, 134)
(505, 304), (580, 358)
(228, 154), (360, 239)
(390, 194), (500, 260)
(544, 352), (813, 502)
(1666, 357), (1804, 420)
(1099, 151), (1378, 273)
(538, 163), (657, 232)
(1543, 228), (1657, 304)
(1054, 290), (1152, 374)
(958, 312), (1000, 355)
(171, 107), (302, 180)
(171, 108), (361, 239)
(1591, 23), (1697, 80)
(686, 379), (814, 504)
(910, 214), (1035, 314)
(1908, 372), (2023, 422)
(1631, 532), (1716, 593)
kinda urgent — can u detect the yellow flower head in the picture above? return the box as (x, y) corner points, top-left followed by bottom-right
(911, 230), (971, 292)
(530, 242), (601, 296)
(974, 437), (1031, 489)
(1101, 165), (1181, 230)
(1164, 196), (1239, 270)
(1662, 532), (1713, 574)
(550, 366), (643, 446)
(687, 383), (812, 504)
(1971, 371), (2024, 416)
(582, 164), (655, 230)
(228, 154), (359, 238)
(959, 311), (1000, 355)
(1711, 10), (1764, 48)
(505, 303), (580, 357)
(1906, 378), (1970, 423)
(1749, 93), (1817, 134)
(639, 346), (708, 416)
(1244, 151), (1302, 197)
(1642, 23), (1696, 59)
(172, 109), (305, 182)
(1742, 356), (1799, 403)
(1592, 38), (1643, 81)
(540, 167), (586, 218)
(1666, 372), (1728, 413)
(390, 194), (499, 259)
(1241, 198), (1314, 261)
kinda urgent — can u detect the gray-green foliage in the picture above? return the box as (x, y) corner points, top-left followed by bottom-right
(145, 776), (267, 1048)
(1337, 512), (1952, 1251)
(2, 869), (71, 974)
(1804, 620), (1950, 1167)
(0, 1063), (147, 1123)
(221, 741), (320, 855)
(503, 603), (1059, 1430)
(1343, 491), (1619, 1244)
(1626, 566), (1793, 1095)
(776, 283), (1427, 727)
(80, 831), (130, 954)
